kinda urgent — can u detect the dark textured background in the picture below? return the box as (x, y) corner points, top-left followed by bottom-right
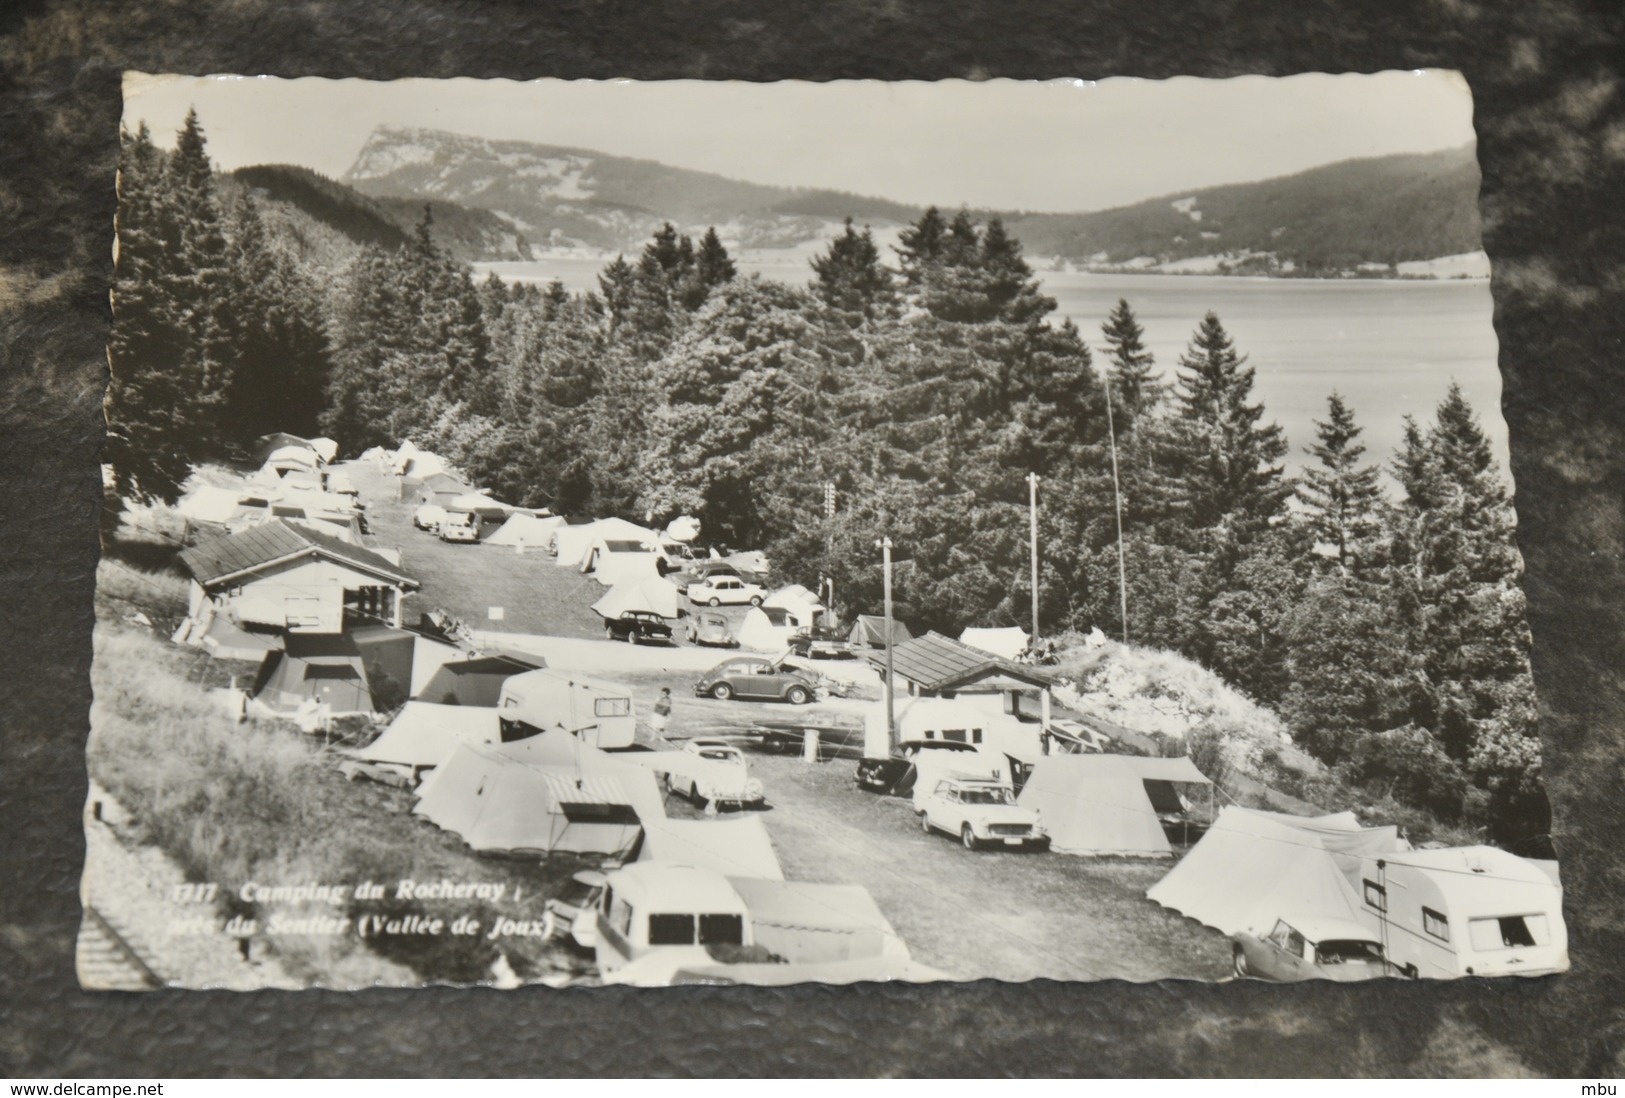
(2, 0), (1623, 1078)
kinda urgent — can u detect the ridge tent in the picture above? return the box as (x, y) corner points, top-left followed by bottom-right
(1015, 754), (1212, 857)
(413, 732), (665, 855)
(581, 539), (664, 586)
(250, 625), (417, 717)
(592, 577), (682, 621)
(850, 615), (913, 650)
(637, 816), (785, 880)
(1145, 806), (1405, 935)
(417, 653), (546, 707)
(485, 513), (564, 549)
(177, 484), (245, 525)
(347, 701), (502, 776)
(959, 627), (1031, 661)
(763, 584), (825, 628)
(728, 878), (912, 967)
(554, 518), (659, 568)
(306, 437), (340, 464)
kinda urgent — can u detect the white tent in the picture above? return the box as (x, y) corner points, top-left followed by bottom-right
(347, 702), (501, 774)
(1016, 754), (1212, 857)
(414, 731), (666, 855)
(959, 626), (1031, 661)
(738, 606), (797, 652)
(554, 518), (659, 568)
(581, 539), (665, 586)
(637, 816), (785, 880)
(764, 584), (825, 628)
(307, 437), (340, 464)
(665, 515), (702, 542)
(1146, 806), (1405, 935)
(485, 513), (564, 548)
(592, 576), (682, 620)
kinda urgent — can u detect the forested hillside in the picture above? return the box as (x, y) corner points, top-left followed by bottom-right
(105, 114), (1545, 851)
(1009, 145), (1482, 271)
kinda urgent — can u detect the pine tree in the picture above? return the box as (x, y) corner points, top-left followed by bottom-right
(1169, 311), (1290, 529)
(1297, 392), (1385, 574)
(695, 227), (736, 290)
(810, 218), (898, 321)
(1100, 298), (1162, 426)
(894, 205), (948, 287)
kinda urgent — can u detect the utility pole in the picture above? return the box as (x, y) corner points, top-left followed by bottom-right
(1026, 473), (1041, 646)
(823, 482), (836, 628)
(1104, 383), (1129, 643)
(877, 536), (897, 753)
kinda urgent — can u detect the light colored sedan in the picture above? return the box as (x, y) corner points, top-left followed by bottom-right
(1232, 917), (1406, 982)
(685, 611), (738, 648)
(916, 776), (1049, 851)
(687, 575), (766, 607)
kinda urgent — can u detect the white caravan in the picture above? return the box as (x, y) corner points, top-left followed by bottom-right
(496, 669), (638, 750)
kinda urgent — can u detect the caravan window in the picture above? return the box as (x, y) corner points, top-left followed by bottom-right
(698, 914), (744, 946)
(1468, 915), (1548, 951)
(647, 913), (696, 946)
(1363, 880), (1388, 912)
(594, 697), (631, 718)
(1423, 907), (1450, 942)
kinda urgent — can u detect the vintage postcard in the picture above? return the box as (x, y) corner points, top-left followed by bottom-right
(84, 72), (1564, 989)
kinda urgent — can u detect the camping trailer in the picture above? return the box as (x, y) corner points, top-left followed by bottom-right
(1357, 847), (1567, 978)
(496, 669), (638, 749)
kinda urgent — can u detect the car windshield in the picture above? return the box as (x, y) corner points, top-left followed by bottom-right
(958, 787), (1014, 805)
(697, 749), (739, 762)
(1316, 939), (1385, 965)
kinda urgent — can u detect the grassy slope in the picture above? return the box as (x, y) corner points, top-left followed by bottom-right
(88, 564), (595, 986)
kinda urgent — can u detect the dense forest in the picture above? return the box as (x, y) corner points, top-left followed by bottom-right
(106, 114), (1545, 847)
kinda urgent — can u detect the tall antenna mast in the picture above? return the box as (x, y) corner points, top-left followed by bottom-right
(1104, 382), (1129, 644)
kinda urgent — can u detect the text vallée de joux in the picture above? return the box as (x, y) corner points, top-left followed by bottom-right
(163, 879), (549, 940)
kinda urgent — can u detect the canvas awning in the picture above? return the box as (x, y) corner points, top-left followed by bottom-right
(347, 702), (502, 772)
(637, 816), (785, 880)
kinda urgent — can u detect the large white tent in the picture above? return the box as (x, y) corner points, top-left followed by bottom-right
(1016, 754), (1211, 857)
(346, 702), (501, 775)
(554, 518), (659, 568)
(591, 576), (682, 620)
(1145, 806), (1405, 935)
(413, 731), (666, 855)
(637, 816), (785, 880)
(485, 513), (565, 548)
(763, 584), (825, 628)
(580, 539), (665, 586)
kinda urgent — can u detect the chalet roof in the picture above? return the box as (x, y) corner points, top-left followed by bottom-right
(179, 519), (420, 589)
(873, 630), (1054, 693)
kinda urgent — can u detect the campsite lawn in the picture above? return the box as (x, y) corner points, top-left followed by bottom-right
(735, 749), (1232, 982)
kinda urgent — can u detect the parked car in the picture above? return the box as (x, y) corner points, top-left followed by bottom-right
(438, 509), (480, 542)
(916, 776), (1050, 851)
(694, 658), (821, 704)
(661, 737), (766, 810)
(543, 869), (608, 950)
(685, 611), (739, 648)
(688, 575), (766, 607)
(604, 610), (674, 646)
(1232, 917), (1407, 982)
(670, 560), (740, 594)
(855, 741), (980, 795)
(413, 503), (447, 531)
(788, 624), (854, 660)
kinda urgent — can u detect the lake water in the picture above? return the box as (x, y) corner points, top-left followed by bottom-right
(476, 257), (1505, 477)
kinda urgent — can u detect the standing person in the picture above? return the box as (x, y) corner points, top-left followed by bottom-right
(651, 687), (674, 739)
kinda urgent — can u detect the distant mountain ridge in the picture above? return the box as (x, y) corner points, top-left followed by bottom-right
(1002, 145), (1483, 275)
(245, 127), (1484, 276)
(341, 124), (917, 256)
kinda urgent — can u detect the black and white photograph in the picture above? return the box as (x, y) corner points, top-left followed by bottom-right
(83, 71), (1565, 991)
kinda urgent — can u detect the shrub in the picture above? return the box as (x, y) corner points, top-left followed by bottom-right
(1334, 725), (1470, 822)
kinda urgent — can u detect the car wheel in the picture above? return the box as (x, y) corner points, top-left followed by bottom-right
(785, 685), (811, 706)
(708, 597), (721, 607)
(920, 812), (932, 835)
(749, 596), (762, 606)
(605, 625), (616, 640)
(689, 781), (707, 809)
(626, 631), (637, 644)
(960, 824), (979, 851)
(710, 682), (734, 701)
(1233, 948), (1249, 978)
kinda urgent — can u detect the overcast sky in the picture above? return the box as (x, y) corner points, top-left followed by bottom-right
(123, 72), (1475, 213)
